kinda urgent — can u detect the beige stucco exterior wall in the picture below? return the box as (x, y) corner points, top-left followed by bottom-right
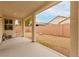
(78, 1), (79, 56)
(0, 18), (22, 38)
(2, 18), (17, 38)
(0, 18), (17, 43)
(0, 18), (3, 43)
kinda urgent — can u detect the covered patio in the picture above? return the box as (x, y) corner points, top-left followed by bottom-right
(0, 1), (78, 57)
(0, 1), (65, 57)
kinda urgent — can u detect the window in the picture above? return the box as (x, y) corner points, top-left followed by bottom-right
(4, 19), (13, 30)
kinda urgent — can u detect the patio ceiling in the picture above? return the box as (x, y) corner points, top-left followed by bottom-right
(0, 1), (59, 19)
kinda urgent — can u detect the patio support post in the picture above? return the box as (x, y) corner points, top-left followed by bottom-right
(32, 14), (36, 42)
(22, 19), (25, 37)
(70, 1), (78, 56)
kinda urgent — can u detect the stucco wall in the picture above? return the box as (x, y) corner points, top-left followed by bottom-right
(0, 18), (3, 43)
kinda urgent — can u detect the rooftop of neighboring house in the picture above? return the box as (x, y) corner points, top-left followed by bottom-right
(36, 16), (70, 26)
(48, 16), (70, 24)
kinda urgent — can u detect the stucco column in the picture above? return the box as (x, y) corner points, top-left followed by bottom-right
(32, 14), (36, 42)
(70, 1), (78, 57)
(21, 19), (25, 37)
(78, 2), (79, 57)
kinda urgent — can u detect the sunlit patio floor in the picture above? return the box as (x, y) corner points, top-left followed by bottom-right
(0, 37), (65, 57)
(25, 32), (70, 56)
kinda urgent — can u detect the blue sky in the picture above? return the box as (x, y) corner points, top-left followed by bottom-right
(36, 1), (70, 23)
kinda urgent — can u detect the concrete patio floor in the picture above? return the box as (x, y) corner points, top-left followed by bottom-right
(25, 32), (70, 56)
(0, 37), (65, 57)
